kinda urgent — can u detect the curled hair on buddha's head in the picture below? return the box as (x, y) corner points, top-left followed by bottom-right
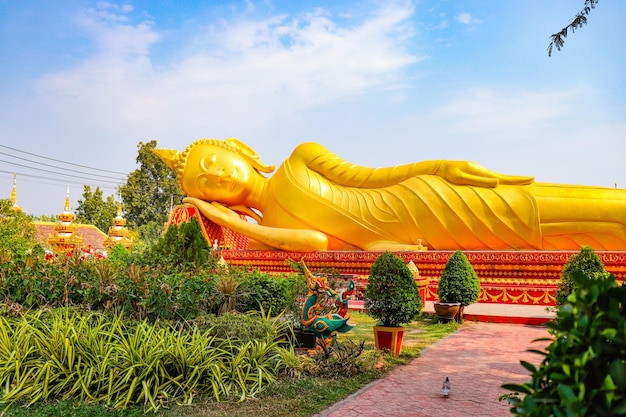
(153, 137), (275, 187)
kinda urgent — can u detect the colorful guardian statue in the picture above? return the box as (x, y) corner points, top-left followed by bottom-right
(155, 138), (626, 252)
(299, 260), (354, 348)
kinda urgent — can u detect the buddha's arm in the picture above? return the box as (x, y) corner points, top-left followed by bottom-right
(183, 198), (329, 251)
(292, 142), (533, 188)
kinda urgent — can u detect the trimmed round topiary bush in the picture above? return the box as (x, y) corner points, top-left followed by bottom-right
(437, 250), (480, 321)
(555, 245), (608, 306)
(363, 251), (422, 327)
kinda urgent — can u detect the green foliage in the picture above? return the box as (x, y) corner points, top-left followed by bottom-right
(0, 309), (287, 413)
(105, 244), (132, 267)
(214, 273), (246, 314)
(0, 199), (41, 264)
(363, 251), (422, 327)
(548, 0), (599, 56)
(148, 217), (216, 273)
(140, 271), (218, 321)
(3, 312), (457, 417)
(74, 185), (117, 232)
(502, 271), (626, 416)
(119, 140), (183, 228)
(0, 251), (218, 321)
(437, 250), (480, 306)
(202, 309), (290, 344)
(555, 245), (607, 306)
(280, 264), (309, 330)
(30, 213), (57, 222)
(309, 340), (374, 378)
(239, 270), (295, 314)
(3, 400), (146, 417)
(134, 220), (164, 248)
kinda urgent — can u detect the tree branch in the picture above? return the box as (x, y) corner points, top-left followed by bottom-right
(548, 0), (598, 56)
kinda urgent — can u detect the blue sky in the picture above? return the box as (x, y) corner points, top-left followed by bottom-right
(1, 0), (624, 216)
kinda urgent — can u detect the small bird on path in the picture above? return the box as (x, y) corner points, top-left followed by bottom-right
(442, 377), (451, 396)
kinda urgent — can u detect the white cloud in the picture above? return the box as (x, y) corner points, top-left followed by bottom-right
(31, 1), (420, 136)
(431, 87), (580, 135)
(455, 12), (481, 26)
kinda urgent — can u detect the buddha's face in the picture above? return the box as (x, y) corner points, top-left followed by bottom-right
(181, 144), (254, 205)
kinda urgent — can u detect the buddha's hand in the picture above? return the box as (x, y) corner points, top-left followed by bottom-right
(435, 161), (534, 188)
(183, 197), (241, 226)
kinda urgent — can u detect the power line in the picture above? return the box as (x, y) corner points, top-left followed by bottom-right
(0, 171), (119, 193)
(0, 151), (127, 181)
(0, 144), (129, 175)
(0, 159), (123, 185)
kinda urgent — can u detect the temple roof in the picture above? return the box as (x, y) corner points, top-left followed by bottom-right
(32, 221), (107, 251)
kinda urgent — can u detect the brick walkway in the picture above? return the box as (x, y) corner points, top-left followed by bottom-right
(314, 322), (551, 417)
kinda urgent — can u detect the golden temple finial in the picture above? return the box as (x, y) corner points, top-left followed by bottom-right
(10, 173), (22, 212)
(64, 185), (71, 213)
(103, 201), (134, 250)
(48, 186), (82, 254)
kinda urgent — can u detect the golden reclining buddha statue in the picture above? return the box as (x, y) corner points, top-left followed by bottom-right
(155, 138), (626, 252)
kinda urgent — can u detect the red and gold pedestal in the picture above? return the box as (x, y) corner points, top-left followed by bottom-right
(373, 326), (405, 356)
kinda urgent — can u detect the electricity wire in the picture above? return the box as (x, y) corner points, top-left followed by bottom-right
(0, 151), (127, 181)
(0, 144), (128, 175)
(0, 159), (122, 185)
(0, 170), (119, 193)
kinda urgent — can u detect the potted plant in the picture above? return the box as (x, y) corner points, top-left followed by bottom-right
(364, 251), (422, 356)
(435, 250), (480, 322)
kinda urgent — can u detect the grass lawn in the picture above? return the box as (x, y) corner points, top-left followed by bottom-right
(3, 312), (458, 417)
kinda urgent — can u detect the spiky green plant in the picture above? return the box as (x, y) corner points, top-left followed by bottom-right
(0, 309), (287, 413)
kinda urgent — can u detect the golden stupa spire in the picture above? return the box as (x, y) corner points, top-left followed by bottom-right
(64, 185), (71, 212)
(48, 185), (82, 254)
(10, 173), (22, 212)
(103, 201), (134, 249)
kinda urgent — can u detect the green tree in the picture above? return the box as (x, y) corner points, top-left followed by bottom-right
(147, 217), (215, 273)
(437, 250), (481, 322)
(119, 141), (183, 229)
(0, 199), (41, 264)
(364, 251), (422, 327)
(437, 250), (481, 307)
(548, 0), (599, 56)
(75, 185), (117, 232)
(555, 245), (607, 306)
(32, 214), (57, 222)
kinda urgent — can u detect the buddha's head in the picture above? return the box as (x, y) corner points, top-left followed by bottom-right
(154, 138), (274, 205)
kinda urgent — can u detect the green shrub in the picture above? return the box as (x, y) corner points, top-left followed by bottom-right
(239, 270), (296, 314)
(437, 250), (480, 307)
(147, 217), (216, 273)
(502, 271), (626, 416)
(105, 244), (132, 267)
(363, 251), (422, 327)
(0, 200), (41, 265)
(309, 340), (375, 378)
(202, 309), (289, 343)
(555, 245), (608, 306)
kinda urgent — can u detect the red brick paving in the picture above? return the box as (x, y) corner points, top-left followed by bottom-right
(314, 322), (551, 417)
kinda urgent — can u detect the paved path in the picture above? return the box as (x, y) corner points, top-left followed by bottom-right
(314, 322), (551, 417)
